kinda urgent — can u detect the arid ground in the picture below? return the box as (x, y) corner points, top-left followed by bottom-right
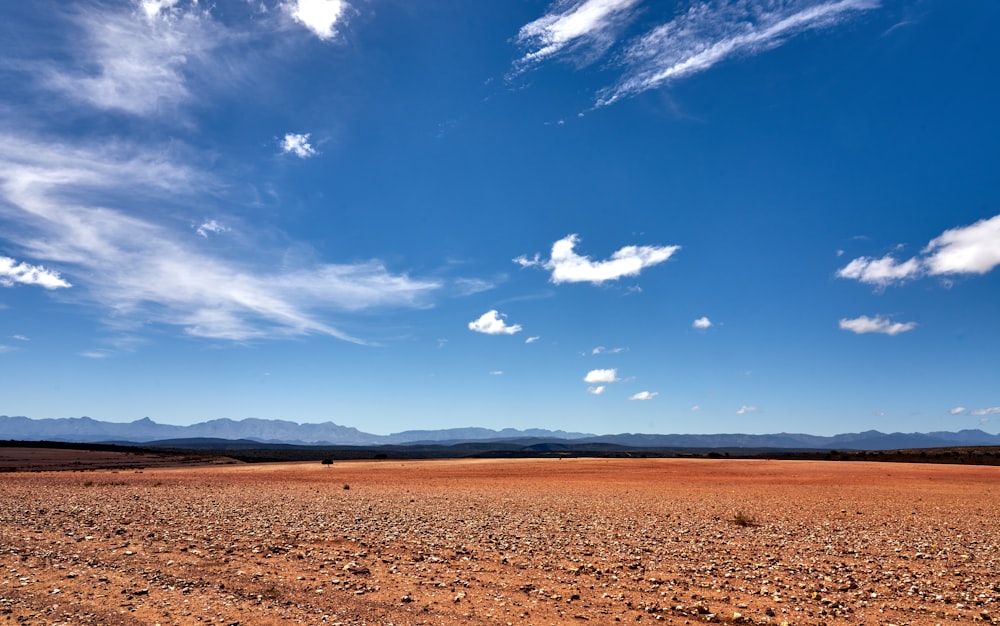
(1, 455), (998, 625)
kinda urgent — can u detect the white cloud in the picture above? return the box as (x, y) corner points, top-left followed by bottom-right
(597, 0), (879, 106)
(0, 133), (441, 342)
(516, 234), (679, 285)
(12, 335), (30, 341)
(281, 133), (317, 159)
(948, 407), (966, 415)
(525, 335), (540, 344)
(692, 316), (712, 329)
(80, 350), (111, 359)
(0, 256), (72, 289)
(592, 345), (626, 354)
(468, 310), (522, 335)
(583, 368), (618, 383)
(922, 214), (1000, 276)
(838, 214), (1000, 287)
(836, 254), (922, 286)
(196, 220), (229, 238)
(839, 315), (916, 336)
(489, 370), (504, 376)
(690, 405), (701, 411)
(970, 407), (1000, 416)
(587, 385), (606, 395)
(736, 404), (758, 414)
(628, 391), (658, 401)
(141, 0), (181, 19)
(40, 4), (226, 116)
(513, 0), (640, 72)
(285, 0), (347, 41)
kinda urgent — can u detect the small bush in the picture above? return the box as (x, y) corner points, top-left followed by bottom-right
(732, 512), (759, 528)
(343, 484), (350, 490)
(321, 459), (334, 465)
(83, 480), (94, 487)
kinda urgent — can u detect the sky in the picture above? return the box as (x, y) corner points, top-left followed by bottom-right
(1, 0), (998, 437)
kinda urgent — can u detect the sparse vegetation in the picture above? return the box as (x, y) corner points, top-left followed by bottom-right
(731, 511), (759, 528)
(343, 484), (350, 490)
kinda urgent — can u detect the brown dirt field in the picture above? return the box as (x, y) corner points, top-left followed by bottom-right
(1, 458), (998, 625)
(0, 448), (240, 472)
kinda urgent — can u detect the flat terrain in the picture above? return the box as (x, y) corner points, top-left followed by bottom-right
(1, 458), (998, 625)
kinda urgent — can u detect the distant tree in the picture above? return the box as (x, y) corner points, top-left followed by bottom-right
(321, 459), (333, 466)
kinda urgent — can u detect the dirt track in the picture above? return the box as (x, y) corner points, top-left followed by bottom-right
(1, 458), (998, 624)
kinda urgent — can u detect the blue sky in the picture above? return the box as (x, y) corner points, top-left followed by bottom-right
(1, 0), (998, 436)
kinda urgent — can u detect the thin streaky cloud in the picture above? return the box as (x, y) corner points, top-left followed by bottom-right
(948, 407), (966, 415)
(39, 3), (227, 116)
(597, 0), (879, 106)
(839, 315), (915, 336)
(196, 220), (229, 238)
(513, 0), (640, 73)
(736, 404), (758, 414)
(971, 407), (1000, 416)
(0, 133), (441, 343)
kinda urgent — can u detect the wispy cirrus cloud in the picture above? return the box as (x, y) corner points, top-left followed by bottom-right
(468, 310), (522, 335)
(36, 3), (230, 117)
(515, 234), (679, 285)
(736, 404), (758, 414)
(971, 407), (1000, 416)
(839, 315), (915, 336)
(838, 214), (1000, 287)
(597, 0), (879, 106)
(0, 133), (441, 342)
(0, 256), (71, 289)
(196, 220), (229, 238)
(513, 0), (641, 73)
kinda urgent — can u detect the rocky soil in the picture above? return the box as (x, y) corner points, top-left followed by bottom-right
(1, 458), (998, 625)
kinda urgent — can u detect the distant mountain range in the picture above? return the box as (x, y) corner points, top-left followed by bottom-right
(2, 415), (1000, 450)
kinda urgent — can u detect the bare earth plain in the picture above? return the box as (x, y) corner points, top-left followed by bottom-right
(1, 456), (998, 625)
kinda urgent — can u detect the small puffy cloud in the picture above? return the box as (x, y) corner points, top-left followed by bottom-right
(515, 234), (679, 285)
(690, 405), (701, 411)
(281, 133), (317, 159)
(587, 385), (606, 395)
(839, 315), (916, 336)
(196, 220), (229, 238)
(0, 256), (72, 290)
(628, 391), (658, 401)
(468, 310), (522, 335)
(838, 214), (1000, 287)
(285, 0), (347, 40)
(736, 405), (757, 415)
(948, 407), (967, 415)
(583, 368), (618, 384)
(525, 335), (540, 344)
(692, 316), (712, 329)
(489, 370), (504, 376)
(836, 255), (922, 286)
(970, 407), (1000, 416)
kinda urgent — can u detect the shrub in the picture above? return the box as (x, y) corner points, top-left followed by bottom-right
(731, 512), (759, 528)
